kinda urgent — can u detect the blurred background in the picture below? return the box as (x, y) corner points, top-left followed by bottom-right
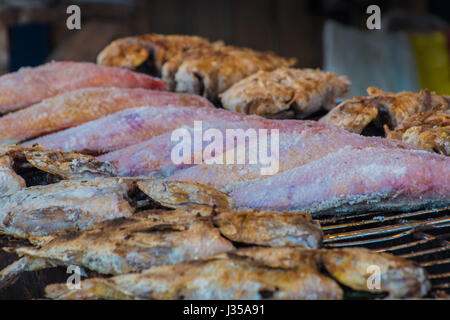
(0, 0), (449, 96)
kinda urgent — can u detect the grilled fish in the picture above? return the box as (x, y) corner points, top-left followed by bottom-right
(0, 146), (116, 195)
(319, 247), (430, 299)
(384, 108), (449, 156)
(136, 180), (235, 210)
(220, 67), (350, 118)
(319, 97), (379, 134)
(44, 246), (430, 299)
(44, 248), (343, 300)
(230, 147), (450, 214)
(212, 210), (322, 248)
(25, 105), (249, 154)
(0, 208), (233, 288)
(0, 178), (134, 240)
(320, 88), (450, 154)
(0, 61), (168, 114)
(97, 34), (213, 73)
(0, 87), (212, 144)
(165, 45), (296, 101)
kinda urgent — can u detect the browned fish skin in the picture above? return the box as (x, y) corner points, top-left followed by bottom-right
(170, 46), (296, 101)
(321, 87), (450, 155)
(385, 108), (449, 155)
(4, 209), (233, 277)
(320, 248), (431, 299)
(137, 180), (235, 210)
(45, 248), (343, 300)
(320, 98), (379, 134)
(0, 178), (134, 239)
(97, 34), (213, 72)
(221, 67), (350, 118)
(213, 210), (323, 248)
(44, 247), (430, 300)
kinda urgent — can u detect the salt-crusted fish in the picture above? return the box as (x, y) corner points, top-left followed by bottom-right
(230, 147), (450, 215)
(0, 87), (212, 144)
(220, 67), (350, 118)
(168, 123), (415, 192)
(25, 105), (248, 154)
(0, 61), (168, 114)
(0, 208), (233, 288)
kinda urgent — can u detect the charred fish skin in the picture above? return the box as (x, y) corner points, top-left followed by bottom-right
(45, 249), (343, 300)
(9, 209), (233, 276)
(0, 178), (134, 239)
(0, 61), (168, 114)
(230, 147), (450, 215)
(1, 87), (213, 145)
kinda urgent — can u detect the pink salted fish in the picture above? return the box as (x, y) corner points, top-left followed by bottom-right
(0, 61), (168, 113)
(97, 118), (290, 177)
(25, 105), (252, 154)
(100, 120), (413, 179)
(167, 123), (416, 192)
(230, 147), (450, 215)
(0, 87), (212, 144)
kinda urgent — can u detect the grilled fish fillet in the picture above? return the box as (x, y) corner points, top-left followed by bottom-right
(220, 67), (350, 118)
(0, 61), (168, 114)
(230, 147), (450, 214)
(25, 105), (250, 154)
(0, 87), (212, 144)
(97, 34), (213, 73)
(166, 45), (297, 101)
(168, 123), (415, 192)
(0, 178), (134, 239)
(45, 248), (343, 300)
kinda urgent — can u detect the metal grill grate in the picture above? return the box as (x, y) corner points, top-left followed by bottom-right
(319, 207), (450, 297)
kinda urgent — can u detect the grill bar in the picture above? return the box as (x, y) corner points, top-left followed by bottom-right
(319, 207), (450, 297)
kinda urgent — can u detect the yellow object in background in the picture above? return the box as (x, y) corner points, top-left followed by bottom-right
(410, 31), (450, 95)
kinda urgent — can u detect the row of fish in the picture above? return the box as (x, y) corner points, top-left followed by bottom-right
(0, 177), (430, 299)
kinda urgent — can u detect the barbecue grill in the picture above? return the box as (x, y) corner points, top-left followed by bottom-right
(320, 206), (450, 298)
(1, 206), (449, 299)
